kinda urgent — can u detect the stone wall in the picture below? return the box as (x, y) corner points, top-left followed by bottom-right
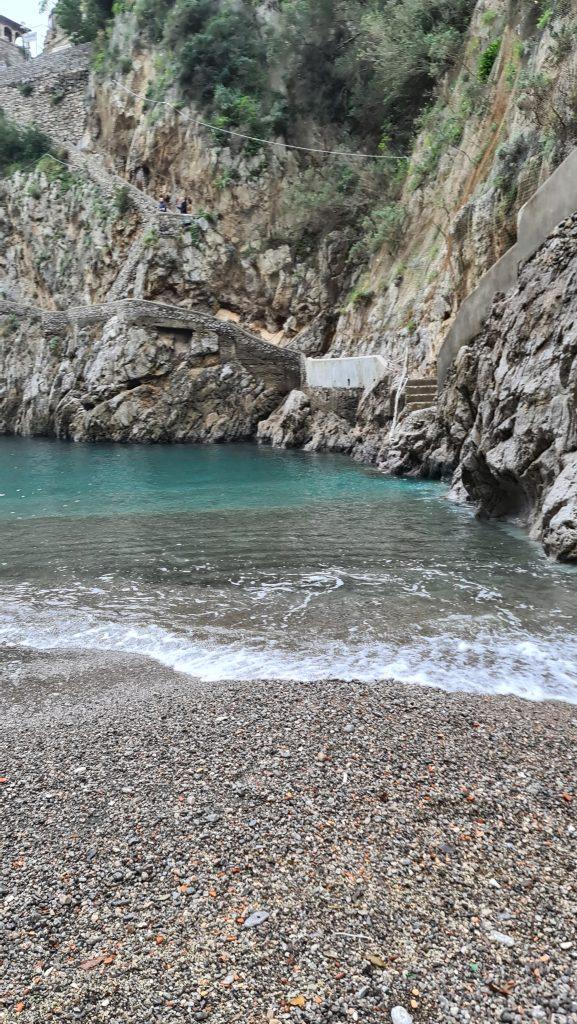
(0, 43), (91, 144)
(0, 38), (27, 69)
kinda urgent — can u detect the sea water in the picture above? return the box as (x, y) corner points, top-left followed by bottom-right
(1, 437), (576, 702)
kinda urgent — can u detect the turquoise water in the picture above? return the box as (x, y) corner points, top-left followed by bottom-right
(1, 437), (576, 702)
(0, 436), (419, 518)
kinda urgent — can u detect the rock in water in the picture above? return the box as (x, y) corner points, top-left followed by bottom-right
(391, 1008), (413, 1024)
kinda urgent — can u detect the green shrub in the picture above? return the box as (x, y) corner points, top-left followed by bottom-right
(537, 7), (553, 29)
(188, 222), (204, 248)
(478, 38), (501, 82)
(409, 99), (470, 188)
(214, 167), (239, 191)
(492, 134), (530, 211)
(17, 82), (33, 98)
(35, 154), (72, 186)
(286, 162), (368, 237)
(366, 203), (407, 255)
(113, 184), (134, 215)
(0, 109), (54, 177)
(2, 313), (19, 336)
(142, 226), (159, 247)
(48, 336), (63, 357)
(44, 0), (115, 43)
(348, 285), (375, 308)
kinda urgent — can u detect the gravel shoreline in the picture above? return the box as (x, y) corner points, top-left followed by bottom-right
(1, 648), (576, 1023)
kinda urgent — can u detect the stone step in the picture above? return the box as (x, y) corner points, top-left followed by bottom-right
(405, 386), (437, 395)
(406, 377), (436, 386)
(405, 390), (438, 400)
(405, 399), (436, 411)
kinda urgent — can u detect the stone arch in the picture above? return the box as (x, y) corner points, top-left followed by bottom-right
(3, 27), (13, 42)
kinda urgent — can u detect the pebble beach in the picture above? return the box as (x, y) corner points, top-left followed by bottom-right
(1, 647), (576, 1024)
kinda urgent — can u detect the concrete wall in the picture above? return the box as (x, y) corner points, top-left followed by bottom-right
(305, 355), (387, 390)
(437, 145), (577, 388)
(516, 147), (577, 260)
(0, 43), (91, 144)
(437, 245), (519, 386)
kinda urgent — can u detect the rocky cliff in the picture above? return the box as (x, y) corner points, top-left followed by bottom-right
(5, 0), (574, 361)
(0, 301), (300, 443)
(263, 213), (577, 562)
(429, 212), (577, 562)
(79, 0), (577, 369)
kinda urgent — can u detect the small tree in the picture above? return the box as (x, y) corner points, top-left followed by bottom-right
(0, 108), (54, 176)
(113, 184), (134, 216)
(41, 0), (115, 44)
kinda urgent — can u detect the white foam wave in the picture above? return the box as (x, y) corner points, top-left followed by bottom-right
(1, 601), (577, 704)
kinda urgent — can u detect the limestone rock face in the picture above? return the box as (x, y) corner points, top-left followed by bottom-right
(0, 313), (288, 444)
(257, 390), (311, 448)
(0, 168), (142, 309)
(257, 389), (355, 453)
(384, 216), (577, 561)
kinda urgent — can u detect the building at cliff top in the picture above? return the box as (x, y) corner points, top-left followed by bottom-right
(0, 15), (31, 67)
(0, 15), (30, 45)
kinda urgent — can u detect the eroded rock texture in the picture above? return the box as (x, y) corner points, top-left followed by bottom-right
(390, 216), (577, 561)
(0, 311), (296, 444)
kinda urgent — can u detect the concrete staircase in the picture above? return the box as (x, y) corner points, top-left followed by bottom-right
(404, 377), (438, 413)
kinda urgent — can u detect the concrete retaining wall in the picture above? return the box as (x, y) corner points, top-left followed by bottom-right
(305, 355), (388, 390)
(0, 43), (91, 144)
(436, 245), (519, 386)
(438, 145), (577, 388)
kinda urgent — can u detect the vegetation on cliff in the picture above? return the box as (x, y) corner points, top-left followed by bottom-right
(0, 109), (54, 177)
(124, 0), (478, 155)
(41, 0), (115, 44)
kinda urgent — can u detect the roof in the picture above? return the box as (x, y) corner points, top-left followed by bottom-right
(0, 15), (30, 33)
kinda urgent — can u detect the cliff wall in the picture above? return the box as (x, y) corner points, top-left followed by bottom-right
(0, 298), (300, 443)
(366, 214), (577, 562)
(24, 0), (573, 375)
